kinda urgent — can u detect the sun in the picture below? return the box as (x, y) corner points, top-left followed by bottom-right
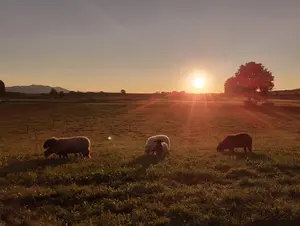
(193, 77), (205, 89)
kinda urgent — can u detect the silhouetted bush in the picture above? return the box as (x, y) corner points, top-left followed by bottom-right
(0, 80), (5, 96)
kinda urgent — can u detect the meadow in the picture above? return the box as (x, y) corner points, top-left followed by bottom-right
(1, 97), (300, 225)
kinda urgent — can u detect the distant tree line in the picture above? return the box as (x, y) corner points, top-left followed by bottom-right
(49, 88), (65, 98)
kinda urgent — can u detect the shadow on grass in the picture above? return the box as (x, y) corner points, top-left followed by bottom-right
(245, 104), (300, 121)
(220, 151), (272, 161)
(244, 104), (282, 118)
(281, 105), (300, 114)
(1, 192), (135, 215)
(123, 155), (160, 174)
(0, 158), (69, 176)
(274, 163), (300, 176)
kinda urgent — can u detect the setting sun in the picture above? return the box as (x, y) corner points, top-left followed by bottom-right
(193, 77), (205, 89)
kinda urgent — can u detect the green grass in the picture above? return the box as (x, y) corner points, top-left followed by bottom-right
(1, 99), (300, 225)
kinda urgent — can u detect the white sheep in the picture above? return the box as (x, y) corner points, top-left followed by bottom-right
(145, 134), (170, 155)
(153, 140), (169, 158)
(43, 136), (91, 159)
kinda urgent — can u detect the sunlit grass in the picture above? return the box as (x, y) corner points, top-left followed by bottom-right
(1, 99), (300, 225)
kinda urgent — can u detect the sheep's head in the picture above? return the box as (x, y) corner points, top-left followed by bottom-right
(217, 142), (223, 152)
(43, 137), (57, 149)
(144, 142), (155, 155)
(43, 137), (57, 157)
(144, 147), (152, 155)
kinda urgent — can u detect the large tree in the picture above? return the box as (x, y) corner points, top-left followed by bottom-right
(224, 61), (274, 100)
(224, 76), (239, 95)
(0, 80), (5, 95)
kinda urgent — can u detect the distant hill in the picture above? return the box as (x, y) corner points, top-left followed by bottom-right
(6, 85), (70, 94)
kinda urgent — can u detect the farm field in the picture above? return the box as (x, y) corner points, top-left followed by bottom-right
(1, 98), (300, 225)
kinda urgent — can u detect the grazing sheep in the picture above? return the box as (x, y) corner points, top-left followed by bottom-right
(153, 140), (169, 158)
(43, 136), (91, 159)
(145, 134), (170, 155)
(217, 133), (252, 152)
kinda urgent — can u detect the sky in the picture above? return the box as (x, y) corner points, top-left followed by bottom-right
(0, 0), (299, 93)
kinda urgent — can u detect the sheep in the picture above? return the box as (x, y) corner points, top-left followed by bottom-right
(145, 134), (170, 155)
(217, 133), (252, 152)
(153, 140), (169, 158)
(43, 136), (91, 159)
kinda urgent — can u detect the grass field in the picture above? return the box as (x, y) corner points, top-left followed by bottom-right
(1, 98), (300, 225)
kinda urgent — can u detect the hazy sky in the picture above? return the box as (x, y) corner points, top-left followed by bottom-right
(0, 0), (299, 93)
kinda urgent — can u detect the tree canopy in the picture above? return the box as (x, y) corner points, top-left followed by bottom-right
(224, 61), (274, 100)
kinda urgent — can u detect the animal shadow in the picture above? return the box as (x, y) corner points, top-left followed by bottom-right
(124, 155), (160, 174)
(246, 104), (282, 118)
(0, 157), (69, 176)
(221, 150), (271, 161)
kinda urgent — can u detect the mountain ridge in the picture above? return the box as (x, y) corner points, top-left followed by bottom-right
(6, 85), (70, 94)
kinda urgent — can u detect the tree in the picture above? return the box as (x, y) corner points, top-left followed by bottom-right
(0, 80), (5, 95)
(50, 88), (58, 96)
(224, 77), (240, 95)
(121, 89), (126, 94)
(224, 61), (274, 100)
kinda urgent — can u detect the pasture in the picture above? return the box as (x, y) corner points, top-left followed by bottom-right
(1, 98), (300, 225)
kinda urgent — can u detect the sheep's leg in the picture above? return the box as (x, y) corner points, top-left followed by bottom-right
(82, 149), (90, 158)
(160, 150), (166, 159)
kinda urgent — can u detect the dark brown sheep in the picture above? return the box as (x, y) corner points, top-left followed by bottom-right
(217, 133), (252, 152)
(43, 136), (91, 159)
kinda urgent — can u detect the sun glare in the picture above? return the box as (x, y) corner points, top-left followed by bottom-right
(182, 70), (209, 93)
(193, 77), (205, 89)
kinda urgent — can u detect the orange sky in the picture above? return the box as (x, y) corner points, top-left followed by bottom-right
(1, 1), (299, 93)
